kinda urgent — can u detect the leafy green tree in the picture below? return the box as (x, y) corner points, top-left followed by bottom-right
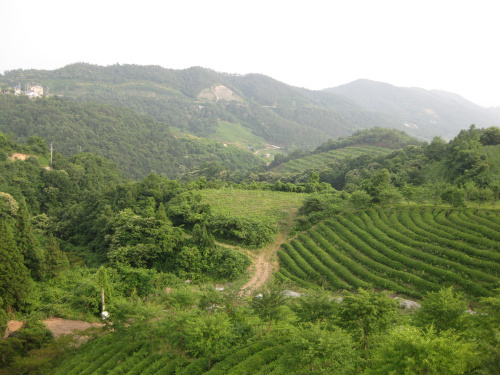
(156, 202), (168, 222)
(0, 192), (19, 219)
(413, 287), (467, 332)
(337, 289), (399, 350)
(0, 220), (33, 311)
(441, 185), (466, 209)
(0, 297), (8, 338)
(471, 289), (500, 373)
(192, 223), (215, 250)
(426, 180), (446, 207)
(425, 136), (447, 161)
(26, 136), (49, 154)
(490, 180), (500, 208)
(476, 187), (493, 208)
(250, 284), (288, 333)
(365, 326), (478, 375)
(106, 208), (182, 269)
(401, 183), (416, 206)
(15, 200), (43, 279)
(285, 323), (357, 374)
(42, 234), (69, 279)
(106, 298), (160, 336)
(479, 126), (500, 146)
(350, 190), (372, 210)
(364, 168), (391, 199)
(291, 290), (339, 324)
(378, 186), (402, 212)
(463, 181), (478, 206)
(184, 312), (234, 370)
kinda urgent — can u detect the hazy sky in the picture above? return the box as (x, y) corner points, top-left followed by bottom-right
(2, 0), (499, 107)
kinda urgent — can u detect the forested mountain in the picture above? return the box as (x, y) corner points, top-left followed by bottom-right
(326, 79), (500, 140)
(0, 64), (422, 148)
(0, 95), (264, 179)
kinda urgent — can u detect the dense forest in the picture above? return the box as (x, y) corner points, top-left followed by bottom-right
(0, 95), (265, 179)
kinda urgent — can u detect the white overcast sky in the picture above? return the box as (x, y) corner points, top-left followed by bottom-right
(1, 0), (499, 107)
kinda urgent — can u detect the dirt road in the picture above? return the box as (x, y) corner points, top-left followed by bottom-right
(240, 210), (297, 295)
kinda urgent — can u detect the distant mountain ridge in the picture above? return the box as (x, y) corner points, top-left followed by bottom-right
(326, 79), (500, 140)
(2, 64), (498, 147)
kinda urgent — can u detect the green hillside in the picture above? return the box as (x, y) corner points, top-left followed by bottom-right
(274, 145), (393, 174)
(0, 63), (414, 148)
(0, 95), (264, 179)
(279, 206), (500, 299)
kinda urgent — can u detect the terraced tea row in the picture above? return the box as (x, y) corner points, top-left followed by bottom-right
(278, 207), (500, 298)
(277, 145), (392, 173)
(54, 335), (288, 375)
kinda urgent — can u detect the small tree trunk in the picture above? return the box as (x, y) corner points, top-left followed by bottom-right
(101, 287), (105, 313)
(363, 328), (368, 350)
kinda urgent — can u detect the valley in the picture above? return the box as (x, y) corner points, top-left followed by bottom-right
(0, 66), (499, 374)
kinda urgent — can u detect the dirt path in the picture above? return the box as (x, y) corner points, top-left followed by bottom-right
(4, 318), (103, 339)
(239, 210), (298, 295)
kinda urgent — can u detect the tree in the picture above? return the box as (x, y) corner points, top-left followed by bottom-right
(441, 185), (466, 210)
(413, 287), (467, 333)
(471, 289), (500, 373)
(184, 312), (233, 370)
(364, 169), (391, 200)
(378, 186), (402, 212)
(285, 323), (357, 374)
(106, 208), (182, 269)
(463, 181), (478, 207)
(337, 289), (399, 350)
(476, 187), (493, 208)
(291, 290), (339, 324)
(425, 136), (447, 161)
(364, 326), (478, 375)
(479, 126), (500, 146)
(43, 234), (69, 279)
(490, 180), (500, 208)
(350, 190), (372, 210)
(401, 183), (416, 206)
(250, 284), (288, 333)
(0, 220), (33, 311)
(15, 200), (43, 280)
(426, 180), (446, 207)
(0, 192), (19, 219)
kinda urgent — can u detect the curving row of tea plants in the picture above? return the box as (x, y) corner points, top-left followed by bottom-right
(54, 334), (288, 375)
(278, 206), (500, 298)
(276, 145), (392, 173)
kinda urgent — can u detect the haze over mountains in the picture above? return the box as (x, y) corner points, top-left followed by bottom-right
(326, 79), (500, 140)
(2, 63), (499, 150)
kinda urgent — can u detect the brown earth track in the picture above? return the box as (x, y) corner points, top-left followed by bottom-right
(239, 209), (298, 295)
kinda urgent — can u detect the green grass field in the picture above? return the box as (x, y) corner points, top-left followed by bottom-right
(210, 121), (267, 150)
(198, 189), (307, 223)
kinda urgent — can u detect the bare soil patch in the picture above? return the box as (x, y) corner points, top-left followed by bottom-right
(4, 318), (103, 339)
(8, 153), (37, 161)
